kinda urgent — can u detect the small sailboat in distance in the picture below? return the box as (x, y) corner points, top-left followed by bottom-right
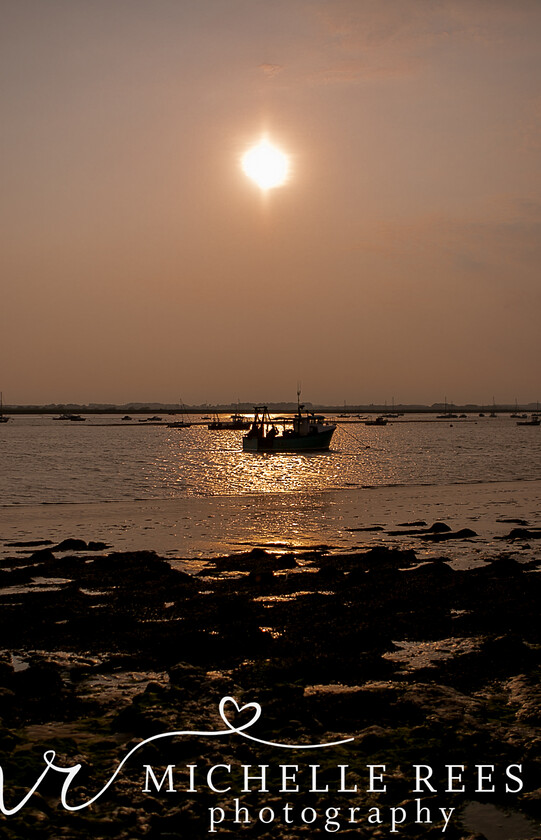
(0, 393), (10, 423)
(437, 397), (458, 419)
(167, 397), (192, 428)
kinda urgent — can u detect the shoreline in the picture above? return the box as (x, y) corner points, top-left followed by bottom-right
(2, 479), (541, 569)
(1, 479), (540, 837)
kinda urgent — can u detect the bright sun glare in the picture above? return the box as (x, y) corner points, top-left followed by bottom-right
(241, 139), (290, 190)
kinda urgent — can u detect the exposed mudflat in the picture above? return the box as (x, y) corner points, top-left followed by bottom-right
(0, 538), (540, 838)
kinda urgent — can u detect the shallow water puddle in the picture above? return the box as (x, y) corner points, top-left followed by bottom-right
(259, 626), (283, 638)
(253, 591), (335, 602)
(11, 653), (30, 672)
(383, 637), (483, 672)
(304, 684), (362, 695)
(462, 801), (540, 840)
(0, 576), (73, 595)
(80, 669), (169, 707)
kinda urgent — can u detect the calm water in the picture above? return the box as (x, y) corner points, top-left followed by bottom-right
(1, 413), (540, 505)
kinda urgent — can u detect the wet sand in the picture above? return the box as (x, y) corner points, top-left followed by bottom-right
(2, 479), (541, 569)
(0, 513), (541, 839)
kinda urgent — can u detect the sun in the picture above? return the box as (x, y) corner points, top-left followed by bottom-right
(241, 139), (290, 190)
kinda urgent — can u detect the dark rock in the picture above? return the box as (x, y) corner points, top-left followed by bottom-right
(0, 565), (37, 586)
(13, 659), (64, 698)
(0, 686), (16, 715)
(503, 528), (541, 541)
(403, 561), (455, 582)
(247, 547), (271, 559)
(5, 539), (54, 548)
(209, 550), (297, 573)
(388, 522), (452, 536)
(420, 528), (478, 542)
(479, 634), (535, 674)
(428, 522), (453, 533)
(486, 555), (522, 573)
(345, 525), (384, 532)
(112, 704), (163, 736)
(317, 564), (346, 582)
(168, 662), (207, 687)
(53, 538), (89, 551)
(361, 545), (419, 567)
(248, 569), (275, 586)
(0, 661), (14, 686)
(29, 547), (56, 561)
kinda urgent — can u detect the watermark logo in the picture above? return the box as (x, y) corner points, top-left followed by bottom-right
(0, 696), (353, 816)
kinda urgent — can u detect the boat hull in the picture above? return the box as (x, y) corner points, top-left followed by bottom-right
(208, 421), (250, 430)
(243, 427), (335, 452)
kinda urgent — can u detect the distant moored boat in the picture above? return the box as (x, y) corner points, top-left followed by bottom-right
(208, 411), (251, 430)
(0, 392), (9, 423)
(364, 416), (388, 426)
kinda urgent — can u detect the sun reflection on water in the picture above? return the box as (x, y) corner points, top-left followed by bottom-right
(146, 422), (423, 498)
(14, 414), (535, 507)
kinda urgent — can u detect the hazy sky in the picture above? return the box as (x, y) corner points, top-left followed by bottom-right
(2, 0), (541, 405)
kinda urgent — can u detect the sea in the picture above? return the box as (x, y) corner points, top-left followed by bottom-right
(1, 413), (541, 567)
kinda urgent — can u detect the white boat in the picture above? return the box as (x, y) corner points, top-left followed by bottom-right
(517, 415), (540, 427)
(54, 412), (85, 421)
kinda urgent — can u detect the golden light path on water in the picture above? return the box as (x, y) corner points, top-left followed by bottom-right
(2, 415), (541, 567)
(154, 425), (381, 496)
(150, 423), (381, 551)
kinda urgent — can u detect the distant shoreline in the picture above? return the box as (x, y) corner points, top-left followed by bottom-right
(2, 404), (540, 415)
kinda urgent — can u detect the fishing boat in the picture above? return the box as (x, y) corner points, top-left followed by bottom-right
(242, 404), (336, 452)
(208, 411), (251, 430)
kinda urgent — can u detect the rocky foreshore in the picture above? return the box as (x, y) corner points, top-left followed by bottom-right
(0, 534), (540, 839)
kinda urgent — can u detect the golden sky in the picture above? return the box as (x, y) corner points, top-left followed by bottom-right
(2, 0), (541, 405)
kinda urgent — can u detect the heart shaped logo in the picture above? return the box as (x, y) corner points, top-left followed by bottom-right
(219, 696), (261, 733)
